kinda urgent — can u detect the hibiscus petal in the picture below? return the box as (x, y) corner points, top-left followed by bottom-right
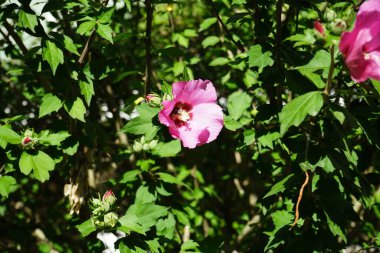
(175, 79), (217, 105)
(158, 100), (177, 127)
(358, 0), (380, 16)
(177, 103), (224, 148)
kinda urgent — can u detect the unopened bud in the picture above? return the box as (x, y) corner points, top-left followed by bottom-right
(145, 94), (161, 105)
(149, 140), (158, 149)
(314, 21), (325, 37)
(104, 212), (118, 227)
(22, 136), (32, 146)
(330, 19), (347, 35)
(102, 190), (116, 206)
(24, 129), (33, 137)
(133, 141), (143, 152)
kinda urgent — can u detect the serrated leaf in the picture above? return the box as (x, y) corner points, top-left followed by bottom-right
(42, 40), (64, 75)
(224, 115), (243, 131)
(135, 185), (156, 204)
(119, 203), (168, 233)
(0, 125), (21, 144)
(325, 212), (347, 243)
(248, 45), (274, 72)
(40, 131), (70, 146)
(121, 104), (159, 135)
(39, 93), (62, 118)
(227, 90), (252, 120)
(77, 20), (96, 35)
(152, 140), (181, 157)
(156, 214), (176, 239)
(18, 10), (37, 32)
(0, 175), (16, 197)
(76, 219), (96, 237)
(97, 23), (113, 43)
(279, 91), (324, 135)
(264, 174), (294, 198)
(296, 50), (331, 89)
(19, 151), (55, 182)
(180, 240), (199, 252)
(120, 169), (140, 183)
(98, 8), (114, 24)
(271, 210), (294, 233)
(63, 35), (80, 56)
(79, 81), (94, 106)
(64, 98), (86, 122)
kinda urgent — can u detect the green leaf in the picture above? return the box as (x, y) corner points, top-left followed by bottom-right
(119, 203), (168, 233)
(77, 20), (96, 35)
(296, 50), (330, 88)
(120, 169), (140, 183)
(248, 45), (274, 72)
(279, 91), (324, 135)
(157, 172), (190, 190)
(264, 174), (294, 198)
(98, 8), (114, 24)
(64, 98), (86, 122)
(124, 0), (131, 11)
(18, 10), (37, 32)
(40, 131), (70, 146)
(271, 210), (294, 233)
(180, 240), (200, 253)
(199, 17), (217, 32)
(224, 115), (243, 131)
(325, 212), (347, 243)
(0, 175), (16, 197)
(227, 90), (252, 120)
(152, 140), (181, 157)
(156, 214), (176, 239)
(19, 151), (55, 182)
(135, 185), (156, 204)
(79, 81), (94, 106)
(39, 93), (62, 118)
(63, 35), (80, 56)
(97, 24), (113, 43)
(202, 36), (220, 48)
(209, 57), (229, 66)
(42, 40), (64, 75)
(0, 125), (21, 144)
(372, 79), (380, 95)
(121, 104), (160, 135)
(257, 132), (280, 149)
(76, 219), (96, 237)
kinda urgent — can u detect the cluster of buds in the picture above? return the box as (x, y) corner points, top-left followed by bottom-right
(21, 129), (38, 149)
(314, 8), (347, 39)
(90, 190), (118, 228)
(133, 136), (158, 152)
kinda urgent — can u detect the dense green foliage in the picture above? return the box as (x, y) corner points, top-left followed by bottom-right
(1, 0), (380, 252)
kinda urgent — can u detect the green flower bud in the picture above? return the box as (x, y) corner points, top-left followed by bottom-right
(330, 19), (347, 35)
(104, 212), (118, 228)
(149, 140), (158, 149)
(133, 142), (143, 152)
(324, 8), (336, 22)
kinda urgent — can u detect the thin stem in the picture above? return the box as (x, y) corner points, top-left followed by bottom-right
(144, 0), (153, 96)
(290, 171), (309, 229)
(3, 21), (28, 55)
(207, 0), (246, 52)
(324, 45), (335, 95)
(78, 29), (96, 64)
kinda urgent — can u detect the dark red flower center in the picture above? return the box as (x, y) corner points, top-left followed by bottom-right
(170, 102), (192, 126)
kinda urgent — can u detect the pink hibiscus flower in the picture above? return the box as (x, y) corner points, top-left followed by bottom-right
(158, 79), (224, 149)
(339, 0), (380, 82)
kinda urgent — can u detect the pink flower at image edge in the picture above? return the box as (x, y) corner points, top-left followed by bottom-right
(158, 79), (224, 149)
(339, 0), (380, 83)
